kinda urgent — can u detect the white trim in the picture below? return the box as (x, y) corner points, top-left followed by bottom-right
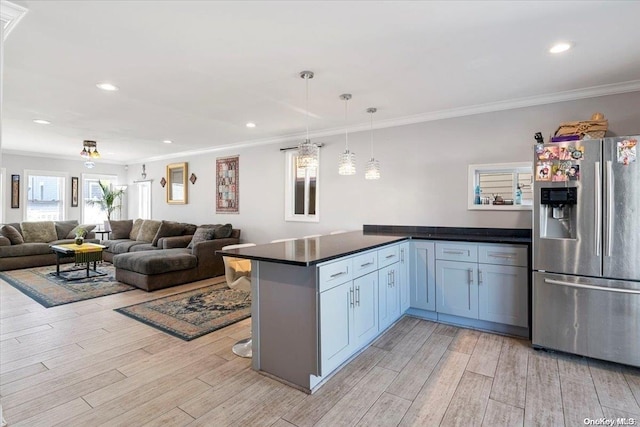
(23, 169), (69, 221)
(0, 168), (5, 223)
(1, 1), (28, 41)
(467, 162), (533, 211)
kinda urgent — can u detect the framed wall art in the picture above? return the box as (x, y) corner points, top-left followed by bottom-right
(71, 176), (79, 207)
(216, 155), (239, 213)
(11, 174), (20, 209)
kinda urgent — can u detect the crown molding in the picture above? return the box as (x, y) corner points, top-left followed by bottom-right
(1, 1), (28, 40)
(1, 149), (127, 165)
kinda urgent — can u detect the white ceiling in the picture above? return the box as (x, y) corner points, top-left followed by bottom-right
(3, 1), (640, 165)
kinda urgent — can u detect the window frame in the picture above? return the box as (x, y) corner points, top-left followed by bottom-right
(81, 173), (120, 224)
(23, 169), (68, 221)
(467, 162), (533, 211)
(284, 149), (320, 222)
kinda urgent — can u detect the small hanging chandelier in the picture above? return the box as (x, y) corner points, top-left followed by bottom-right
(338, 93), (356, 175)
(297, 71), (319, 169)
(365, 108), (380, 180)
(80, 140), (101, 159)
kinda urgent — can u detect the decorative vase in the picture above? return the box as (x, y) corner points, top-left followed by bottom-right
(75, 237), (84, 245)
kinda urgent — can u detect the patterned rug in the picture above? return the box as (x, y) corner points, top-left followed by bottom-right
(0, 264), (135, 308)
(115, 280), (251, 341)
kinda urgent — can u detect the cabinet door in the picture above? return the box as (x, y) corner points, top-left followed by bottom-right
(436, 260), (478, 318)
(410, 241), (436, 311)
(320, 281), (354, 376)
(353, 272), (378, 346)
(478, 264), (528, 327)
(378, 263), (400, 331)
(399, 242), (411, 312)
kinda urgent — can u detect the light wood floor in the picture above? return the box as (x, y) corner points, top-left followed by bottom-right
(1, 276), (639, 427)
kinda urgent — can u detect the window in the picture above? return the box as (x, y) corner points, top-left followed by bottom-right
(137, 181), (152, 220)
(468, 162), (533, 210)
(24, 170), (66, 221)
(82, 174), (119, 224)
(284, 150), (319, 222)
(0, 168), (4, 223)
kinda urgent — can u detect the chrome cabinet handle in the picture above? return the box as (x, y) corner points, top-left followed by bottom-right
(391, 270), (395, 287)
(595, 161), (601, 257)
(488, 253), (516, 259)
(360, 261), (374, 268)
(606, 160), (613, 257)
(330, 268), (348, 279)
(444, 250), (465, 255)
(400, 248), (405, 263)
(350, 287), (354, 307)
(544, 279), (640, 295)
(355, 286), (360, 306)
(385, 254), (396, 259)
(468, 269), (474, 284)
(478, 270), (483, 284)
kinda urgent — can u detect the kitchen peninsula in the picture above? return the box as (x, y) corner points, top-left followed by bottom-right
(218, 226), (531, 393)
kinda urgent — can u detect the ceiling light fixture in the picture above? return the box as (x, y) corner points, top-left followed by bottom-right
(96, 82), (119, 91)
(338, 93), (356, 175)
(365, 108), (380, 180)
(163, 140), (173, 144)
(246, 122), (256, 128)
(80, 140), (101, 160)
(549, 42), (572, 54)
(297, 70), (319, 169)
(33, 119), (51, 125)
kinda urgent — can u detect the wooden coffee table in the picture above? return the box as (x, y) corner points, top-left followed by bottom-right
(49, 243), (107, 281)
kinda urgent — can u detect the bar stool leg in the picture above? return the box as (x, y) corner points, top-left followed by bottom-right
(232, 338), (252, 358)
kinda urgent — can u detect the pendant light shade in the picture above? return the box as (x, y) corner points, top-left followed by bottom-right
(365, 108), (380, 180)
(297, 71), (319, 169)
(338, 93), (356, 175)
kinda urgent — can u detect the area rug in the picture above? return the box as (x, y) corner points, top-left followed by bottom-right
(114, 280), (251, 341)
(0, 264), (135, 308)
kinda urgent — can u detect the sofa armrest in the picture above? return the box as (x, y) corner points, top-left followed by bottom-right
(161, 235), (194, 249)
(192, 238), (238, 257)
(0, 236), (10, 247)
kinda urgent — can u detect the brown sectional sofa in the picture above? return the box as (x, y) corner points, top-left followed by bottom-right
(108, 220), (240, 291)
(0, 220), (99, 271)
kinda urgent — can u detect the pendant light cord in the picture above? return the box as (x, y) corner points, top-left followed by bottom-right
(305, 75), (310, 141)
(344, 97), (349, 150)
(369, 110), (374, 157)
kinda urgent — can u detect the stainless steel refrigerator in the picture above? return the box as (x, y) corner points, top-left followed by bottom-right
(532, 135), (640, 367)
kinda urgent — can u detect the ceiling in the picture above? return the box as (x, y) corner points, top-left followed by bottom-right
(3, 1), (640, 165)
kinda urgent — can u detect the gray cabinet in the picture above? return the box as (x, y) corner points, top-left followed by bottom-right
(353, 271), (379, 345)
(319, 279), (353, 376)
(378, 263), (400, 331)
(410, 241), (436, 311)
(434, 242), (528, 328)
(399, 242), (411, 312)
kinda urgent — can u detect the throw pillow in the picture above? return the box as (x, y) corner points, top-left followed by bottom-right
(21, 221), (58, 243)
(129, 218), (144, 240)
(151, 221), (185, 247)
(182, 223), (197, 235)
(187, 227), (216, 249)
(55, 220), (79, 240)
(1, 225), (24, 245)
(109, 219), (133, 239)
(136, 220), (162, 243)
(214, 223), (233, 239)
(66, 224), (96, 239)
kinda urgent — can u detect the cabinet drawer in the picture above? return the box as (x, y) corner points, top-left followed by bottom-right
(319, 258), (353, 292)
(378, 244), (400, 268)
(479, 245), (527, 267)
(436, 242), (478, 262)
(352, 250), (378, 278)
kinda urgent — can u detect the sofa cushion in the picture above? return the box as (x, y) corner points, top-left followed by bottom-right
(152, 221), (185, 247)
(130, 243), (160, 252)
(1, 225), (24, 245)
(0, 242), (51, 258)
(102, 239), (130, 251)
(214, 223), (233, 239)
(112, 240), (148, 254)
(136, 220), (162, 243)
(55, 220), (79, 240)
(110, 220), (133, 240)
(50, 238), (99, 246)
(0, 236), (10, 247)
(67, 224), (96, 238)
(113, 249), (196, 275)
(187, 227), (216, 249)
(129, 219), (144, 240)
(21, 222), (57, 243)
(182, 223), (197, 235)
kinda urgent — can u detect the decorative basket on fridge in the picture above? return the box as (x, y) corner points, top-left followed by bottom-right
(553, 112), (608, 140)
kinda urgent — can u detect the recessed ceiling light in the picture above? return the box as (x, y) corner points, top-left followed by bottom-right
(33, 119), (51, 125)
(163, 140), (173, 144)
(549, 42), (572, 54)
(96, 82), (119, 91)
(246, 122), (256, 128)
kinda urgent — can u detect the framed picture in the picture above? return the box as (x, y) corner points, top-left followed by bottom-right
(71, 176), (79, 207)
(216, 155), (239, 213)
(11, 175), (20, 209)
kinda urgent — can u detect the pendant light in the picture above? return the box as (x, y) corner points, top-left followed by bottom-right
(297, 71), (319, 169)
(338, 93), (356, 175)
(365, 108), (380, 180)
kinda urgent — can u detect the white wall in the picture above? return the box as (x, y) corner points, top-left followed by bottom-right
(124, 91), (640, 244)
(0, 154), (127, 224)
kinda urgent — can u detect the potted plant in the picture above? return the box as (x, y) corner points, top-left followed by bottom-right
(87, 180), (126, 221)
(74, 228), (86, 245)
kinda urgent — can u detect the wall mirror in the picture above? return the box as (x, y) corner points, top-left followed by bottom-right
(468, 162), (532, 210)
(166, 162), (188, 204)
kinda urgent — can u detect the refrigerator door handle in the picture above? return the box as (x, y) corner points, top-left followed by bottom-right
(605, 160), (613, 257)
(595, 161), (601, 257)
(544, 278), (640, 295)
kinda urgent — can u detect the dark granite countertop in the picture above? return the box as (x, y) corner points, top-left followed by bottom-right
(217, 226), (531, 266)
